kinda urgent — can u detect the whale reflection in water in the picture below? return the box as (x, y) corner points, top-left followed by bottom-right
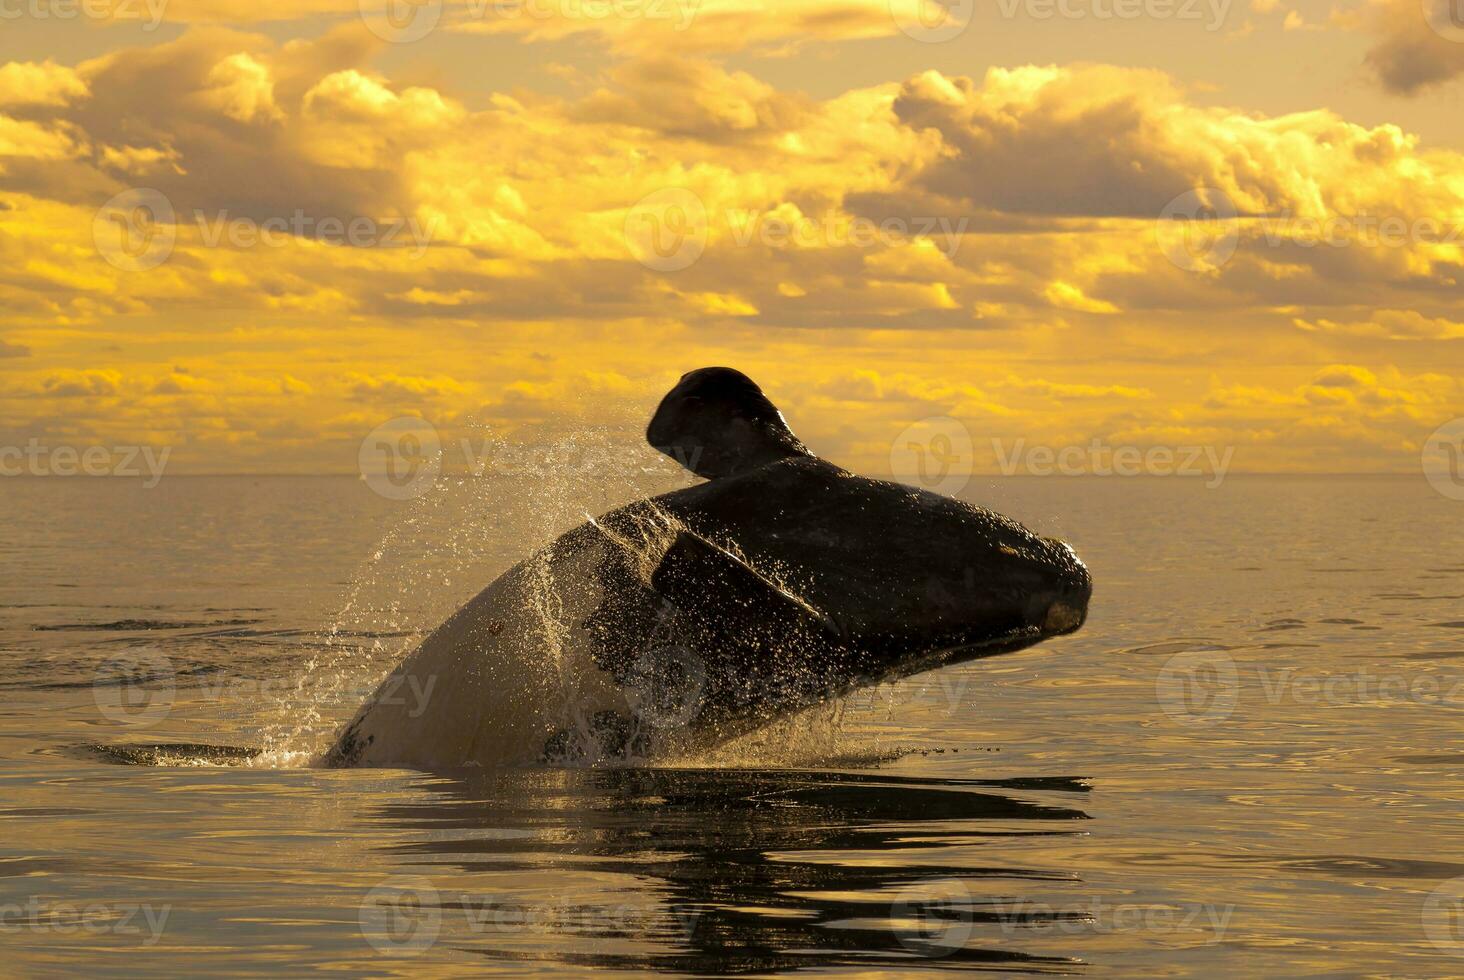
(361, 767), (1094, 973)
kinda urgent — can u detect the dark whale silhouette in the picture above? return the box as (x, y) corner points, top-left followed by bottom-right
(323, 367), (1091, 769)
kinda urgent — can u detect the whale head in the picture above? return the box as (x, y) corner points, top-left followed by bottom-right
(633, 367), (1092, 723)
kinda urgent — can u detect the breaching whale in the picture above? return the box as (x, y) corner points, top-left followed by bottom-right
(322, 367), (1091, 769)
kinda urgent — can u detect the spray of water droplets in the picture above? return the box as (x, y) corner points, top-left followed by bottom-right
(248, 424), (891, 768)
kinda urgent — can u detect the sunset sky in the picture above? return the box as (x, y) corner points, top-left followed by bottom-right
(1, 0), (1462, 477)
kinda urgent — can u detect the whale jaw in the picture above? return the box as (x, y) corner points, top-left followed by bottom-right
(1043, 599), (1086, 635)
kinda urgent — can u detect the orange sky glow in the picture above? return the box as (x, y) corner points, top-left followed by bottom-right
(1, 0), (1462, 476)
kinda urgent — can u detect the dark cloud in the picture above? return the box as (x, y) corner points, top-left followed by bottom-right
(1364, 0), (1464, 94)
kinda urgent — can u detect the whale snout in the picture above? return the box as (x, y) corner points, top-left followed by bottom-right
(1042, 598), (1086, 634)
(1030, 538), (1091, 637)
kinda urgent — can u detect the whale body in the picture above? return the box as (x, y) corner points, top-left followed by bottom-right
(322, 368), (1091, 769)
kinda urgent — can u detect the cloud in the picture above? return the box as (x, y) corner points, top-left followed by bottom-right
(1, 37), (1462, 474)
(0, 116), (85, 161)
(1295, 310), (1464, 340)
(40, 370), (123, 397)
(0, 47), (1458, 338)
(347, 371), (470, 403)
(569, 56), (810, 140)
(999, 377), (1154, 400)
(445, 0), (921, 53)
(1364, 0), (1464, 94)
(890, 64), (1462, 226)
(199, 52), (284, 124)
(0, 62), (89, 107)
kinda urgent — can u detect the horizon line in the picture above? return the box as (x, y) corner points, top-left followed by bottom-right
(0, 470), (1434, 480)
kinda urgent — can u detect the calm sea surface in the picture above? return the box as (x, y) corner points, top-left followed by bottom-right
(2, 472), (1462, 976)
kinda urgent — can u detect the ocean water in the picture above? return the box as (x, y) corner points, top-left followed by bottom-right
(2, 471), (1463, 976)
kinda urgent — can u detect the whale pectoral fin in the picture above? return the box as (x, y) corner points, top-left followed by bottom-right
(651, 531), (838, 639)
(650, 530), (846, 675)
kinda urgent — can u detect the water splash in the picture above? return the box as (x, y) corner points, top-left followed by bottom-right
(253, 426), (693, 765)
